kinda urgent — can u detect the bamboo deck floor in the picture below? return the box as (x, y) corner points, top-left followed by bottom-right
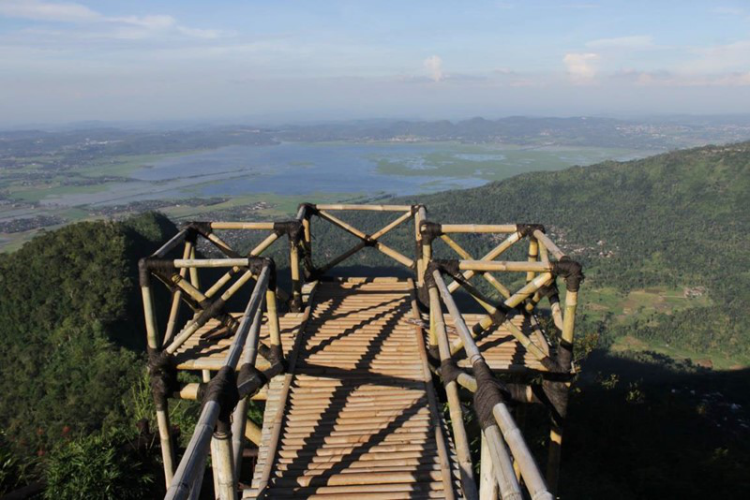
(245, 278), (461, 499)
(444, 314), (549, 373)
(170, 278), (550, 497)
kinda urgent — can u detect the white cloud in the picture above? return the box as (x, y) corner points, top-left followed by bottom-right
(586, 35), (654, 50)
(563, 52), (599, 83)
(0, 0), (100, 22)
(423, 55), (444, 82)
(0, 0), (222, 40)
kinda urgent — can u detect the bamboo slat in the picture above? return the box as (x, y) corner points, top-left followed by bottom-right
(244, 279), (462, 499)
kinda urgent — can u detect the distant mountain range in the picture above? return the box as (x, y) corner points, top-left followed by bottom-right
(4, 115), (750, 156)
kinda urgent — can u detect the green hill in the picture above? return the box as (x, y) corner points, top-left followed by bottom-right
(0, 213), (177, 461)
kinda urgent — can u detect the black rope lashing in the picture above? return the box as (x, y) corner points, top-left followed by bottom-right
(552, 256), (585, 292)
(273, 220), (303, 246)
(139, 257), (178, 286)
(147, 349), (178, 410)
(427, 344), (440, 364)
(440, 358), (463, 385)
(202, 366), (240, 433)
(236, 363), (269, 397)
(472, 359), (506, 430)
(516, 223), (546, 238)
(420, 221), (442, 246)
(298, 202), (318, 218)
(188, 221), (213, 238)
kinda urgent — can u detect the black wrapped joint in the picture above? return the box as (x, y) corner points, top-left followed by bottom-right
(139, 257), (178, 286)
(273, 220), (303, 245)
(420, 221), (443, 245)
(147, 349), (178, 410)
(188, 221), (213, 237)
(298, 202), (318, 218)
(236, 363), (268, 398)
(440, 358), (463, 385)
(202, 366), (240, 434)
(248, 256), (276, 291)
(363, 237), (377, 247)
(472, 359), (505, 430)
(552, 256), (585, 292)
(517, 223), (546, 238)
(427, 344), (440, 363)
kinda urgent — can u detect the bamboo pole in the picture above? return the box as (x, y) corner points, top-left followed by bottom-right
(244, 418), (262, 446)
(547, 288), (578, 493)
(173, 258), (252, 268)
(428, 286), (478, 500)
(370, 209), (413, 240)
(315, 203), (412, 211)
(165, 265), (259, 355)
(188, 246), (200, 290)
(165, 266), (270, 500)
(232, 305), (264, 479)
(210, 222), (276, 230)
(164, 241), (192, 346)
(533, 229), (566, 261)
(479, 431), (499, 500)
(484, 426), (523, 500)
(457, 260), (553, 273)
(140, 273), (175, 487)
(266, 287), (282, 359)
(526, 237), (539, 284)
(202, 232), (279, 299)
(152, 228), (190, 258)
(211, 431), (236, 500)
(433, 270), (553, 500)
(408, 283), (456, 500)
(415, 206), (425, 287)
(443, 234), (512, 299)
(440, 224), (518, 234)
(317, 209), (415, 268)
(289, 240), (302, 311)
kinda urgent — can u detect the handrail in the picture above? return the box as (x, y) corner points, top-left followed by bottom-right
(165, 264), (270, 500)
(432, 269), (553, 500)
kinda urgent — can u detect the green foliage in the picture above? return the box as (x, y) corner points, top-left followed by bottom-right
(44, 428), (155, 500)
(0, 430), (35, 495)
(0, 212), (176, 483)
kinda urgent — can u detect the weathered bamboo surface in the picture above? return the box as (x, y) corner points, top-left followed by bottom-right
(172, 313), (303, 372)
(245, 278), (461, 499)
(442, 314), (548, 373)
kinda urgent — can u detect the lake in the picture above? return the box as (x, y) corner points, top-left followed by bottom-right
(43, 142), (651, 207)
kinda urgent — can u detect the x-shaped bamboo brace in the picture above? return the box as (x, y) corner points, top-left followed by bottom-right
(316, 209), (415, 272)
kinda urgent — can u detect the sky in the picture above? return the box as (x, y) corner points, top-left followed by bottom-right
(1, 0), (750, 125)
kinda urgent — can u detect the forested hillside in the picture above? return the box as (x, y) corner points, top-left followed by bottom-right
(411, 142), (750, 357)
(302, 141), (750, 359)
(0, 213), (177, 495)
(1, 142), (749, 498)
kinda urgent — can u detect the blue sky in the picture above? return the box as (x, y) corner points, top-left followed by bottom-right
(1, 0), (749, 125)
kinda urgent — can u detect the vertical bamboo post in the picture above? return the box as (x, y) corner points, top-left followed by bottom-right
(480, 431), (499, 500)
(266, 287), (283, 360)
(210, 430), (236, 500)
(189, 245), (200, 290)
(526, 237), (539, 284)
(415, 206), (424, 287)
(139, 264), (175, 487)
(547, 287), (578, 494)
(164, 240), (193, 345)
(428, 286), (478, 500)
(289, 237), (302, 312)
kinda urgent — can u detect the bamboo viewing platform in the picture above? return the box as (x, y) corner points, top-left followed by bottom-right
(139, 203), (584, 499)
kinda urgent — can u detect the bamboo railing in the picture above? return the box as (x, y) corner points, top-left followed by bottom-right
(141, 203), (583, 500)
